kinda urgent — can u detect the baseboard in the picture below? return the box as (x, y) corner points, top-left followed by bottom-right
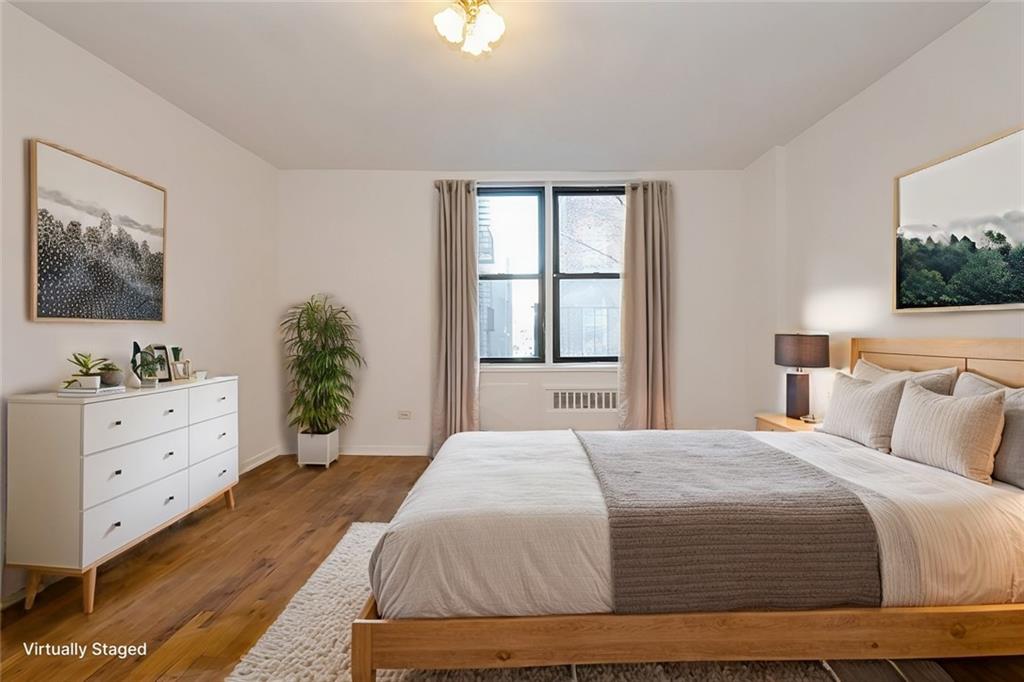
(341, 445), (428, 457)
(240, 445), (284, 474)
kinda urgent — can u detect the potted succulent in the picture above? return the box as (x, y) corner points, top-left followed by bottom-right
(134, 345), (166, 388)
(98, 362), (125, 387)
(65, 352), (108, 389)
(282, 294), (364, 467)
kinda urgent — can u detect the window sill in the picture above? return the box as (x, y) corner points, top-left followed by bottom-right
(480, 363), (619, 373)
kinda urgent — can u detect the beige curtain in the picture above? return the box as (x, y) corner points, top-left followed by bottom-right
(431, 180), (480, 454)
(619, 181), (673, 430)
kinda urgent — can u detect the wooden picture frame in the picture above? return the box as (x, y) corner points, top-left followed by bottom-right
(893, 126), (1024, 313)
(29, 139), (167, 322)
(352, 337), (1024, 682)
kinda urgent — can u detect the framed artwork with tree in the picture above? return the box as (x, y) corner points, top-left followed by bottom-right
(30, 139), (166, 322)
(894, 127), (1024, 313)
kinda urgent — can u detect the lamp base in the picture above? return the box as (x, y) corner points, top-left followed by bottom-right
(786, 372), (810, 419)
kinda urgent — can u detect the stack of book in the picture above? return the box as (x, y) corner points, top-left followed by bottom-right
(57, 385), (127, 398)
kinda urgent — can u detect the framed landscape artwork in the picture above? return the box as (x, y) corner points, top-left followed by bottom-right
(30, 139), (166, 321)
(894, 127), (1024, 312)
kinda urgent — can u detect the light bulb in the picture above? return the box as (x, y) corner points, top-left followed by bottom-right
(461, 26), (491, 56)
(475, 4), (505, 44)
(433, 6), (465, 44)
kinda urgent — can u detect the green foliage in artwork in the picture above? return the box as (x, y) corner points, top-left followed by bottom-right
(281, 294), (365, 435)
(897, 230), (1023, 308)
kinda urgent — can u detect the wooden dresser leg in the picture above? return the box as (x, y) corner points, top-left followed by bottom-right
(224, 487), (236, 510)
(82, 567), (97, 614)
(351, 622), (376, 682)
(24, 571), (42, 610)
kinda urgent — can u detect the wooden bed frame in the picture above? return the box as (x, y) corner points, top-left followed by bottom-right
(352, 337), (1024, 681)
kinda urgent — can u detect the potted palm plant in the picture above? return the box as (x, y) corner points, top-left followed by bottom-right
(282, 294), (364, 467)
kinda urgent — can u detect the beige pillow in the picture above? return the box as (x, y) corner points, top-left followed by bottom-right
(891, 382), (1005, 483)
(852, 359), (958, 395)
(821, 372), (906, 451)
(953, 372), (1024, 488)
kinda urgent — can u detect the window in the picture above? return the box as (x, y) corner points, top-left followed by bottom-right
(477, 185), (624, 364)
(477, 188), (544, 362)
(553, 187), (624, 362)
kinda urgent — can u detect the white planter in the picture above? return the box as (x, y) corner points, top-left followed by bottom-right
(297, 429), (339, 467)
(75, 375), (101, 389)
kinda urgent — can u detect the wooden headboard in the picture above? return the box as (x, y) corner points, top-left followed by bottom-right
(850, 338), (1024, 388)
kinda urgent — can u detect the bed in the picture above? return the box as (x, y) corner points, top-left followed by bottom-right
(352, 338), (1024, 681)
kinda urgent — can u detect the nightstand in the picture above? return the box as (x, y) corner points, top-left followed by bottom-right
(754, 412), (817, 433)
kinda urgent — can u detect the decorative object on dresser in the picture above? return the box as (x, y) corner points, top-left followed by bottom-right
(29, 139), (166, 322)
(6, 376), (239, 613)
(98, 361), (125, 387)
(753, 412), (816, 433)
(64, 351), (108, 389)
(133, 343), (167, 388)
(150, 344), (174, 382)
(895, 126), (1023, 313)
(282, 294), (365, 467)
(773, 333), (830, 419)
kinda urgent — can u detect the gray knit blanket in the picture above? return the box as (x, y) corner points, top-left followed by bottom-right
(574, 430), (881, 613)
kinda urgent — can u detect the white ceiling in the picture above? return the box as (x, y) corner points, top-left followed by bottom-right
(16, 1), (983, 170)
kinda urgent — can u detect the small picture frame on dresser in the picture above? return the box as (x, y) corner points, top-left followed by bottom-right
(170, 360), (190, 382)
(150, 344), (173, 382)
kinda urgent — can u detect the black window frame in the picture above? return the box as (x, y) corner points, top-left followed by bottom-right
(477, 187), (546, 364)
(552, 186), (624, 364)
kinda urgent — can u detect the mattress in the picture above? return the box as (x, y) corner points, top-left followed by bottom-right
(369, 429), (1024, 619)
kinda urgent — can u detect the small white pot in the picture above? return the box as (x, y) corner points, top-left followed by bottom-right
(297, 429), (339, 467)
(76, 375), (101, 389)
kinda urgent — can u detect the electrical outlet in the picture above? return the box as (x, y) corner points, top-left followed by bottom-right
(397, 410), (412, 420)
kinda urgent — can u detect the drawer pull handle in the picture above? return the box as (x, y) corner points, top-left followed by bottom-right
(166, 451), (175, 457)
(113, 521), (122, 528)
(219, 432), (228, 438)
(167, 408), (175, 414)
(114, 420), (123, 426)
(218, 396), (227, 401)
(167, 495), (175, 502)
(114, 469), (123, 476)
(219, 469), (228, 476)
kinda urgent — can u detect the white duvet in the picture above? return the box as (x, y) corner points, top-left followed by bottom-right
(369, 430), (1024, 619)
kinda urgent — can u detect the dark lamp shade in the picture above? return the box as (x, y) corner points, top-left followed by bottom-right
(774, 334), (830, 369)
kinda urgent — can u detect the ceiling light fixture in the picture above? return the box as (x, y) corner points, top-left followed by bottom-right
(433, 0), (505, 56)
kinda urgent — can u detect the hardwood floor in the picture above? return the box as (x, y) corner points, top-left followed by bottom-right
(1, 454), (428, 681)
(2, 453), (1021, 681)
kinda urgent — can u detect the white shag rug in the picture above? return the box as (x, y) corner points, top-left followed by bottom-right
(229, 523), (833, 682)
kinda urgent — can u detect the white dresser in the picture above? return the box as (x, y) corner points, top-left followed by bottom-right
(6, 376), (239, 613)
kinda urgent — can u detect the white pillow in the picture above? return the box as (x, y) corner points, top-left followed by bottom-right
(821, 372), (905, 451)
(953, 372), (1024, 488)
(852, 359), (958, 395)
(891, 382), (1005, 483)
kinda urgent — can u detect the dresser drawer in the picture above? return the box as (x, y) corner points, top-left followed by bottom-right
(189, 380), (238, 424)
(83, 429), (188, 509)
(82, 470), (188, 566)
(189, 413), (238, 465)
(84, 391), (188, 454)
(189, 448), (238, 507)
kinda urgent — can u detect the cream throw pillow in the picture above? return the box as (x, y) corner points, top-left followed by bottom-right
(821, 372), (905, 451)
(891, 382), (1005, 483)
(953, 372), (1024, 488)
(852, 359), (958, 395)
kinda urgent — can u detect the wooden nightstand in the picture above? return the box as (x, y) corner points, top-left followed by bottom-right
(754, 412), (817, 433)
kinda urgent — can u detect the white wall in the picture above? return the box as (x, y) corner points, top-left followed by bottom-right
(1, 6), (285, 597)
(781, 1), (1024, 414)
(277, 169), (756, 455)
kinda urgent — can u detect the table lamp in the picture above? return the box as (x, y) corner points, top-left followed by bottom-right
(774, 333), (830, 420)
